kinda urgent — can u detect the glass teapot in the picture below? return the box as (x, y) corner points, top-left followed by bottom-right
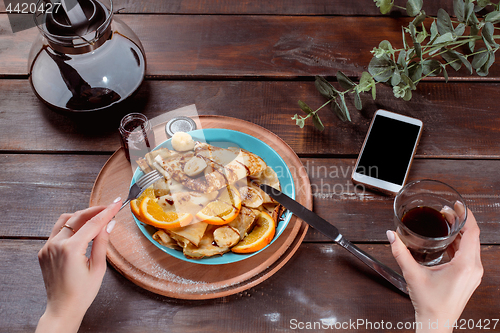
(28, 0), (146, 112)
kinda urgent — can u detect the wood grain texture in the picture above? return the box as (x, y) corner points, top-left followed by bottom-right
(1, 240), (498, 333)
(1, 1), (499, 331)
(2, 154), (498, 244)
(0, 154), (110, 238)
(0, 0), (455, 15)
(1, 80), (500, 158)
(1, 15), (498, 79)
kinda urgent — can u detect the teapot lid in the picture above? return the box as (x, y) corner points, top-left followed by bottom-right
(35, 0), (113, 54)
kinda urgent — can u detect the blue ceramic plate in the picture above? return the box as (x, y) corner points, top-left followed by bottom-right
(131, 128), (294, 265)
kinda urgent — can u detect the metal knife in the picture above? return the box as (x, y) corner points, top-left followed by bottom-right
(260, 184), (408, 294)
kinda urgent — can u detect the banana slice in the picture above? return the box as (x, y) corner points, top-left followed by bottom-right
(239, 186), (264, 208)
(213, 226), (240, 248)
(171, 132), (195, 152)
(184, 155), (207, 177)
(157, 195), (176, 212)
(153, 178), (170, 197)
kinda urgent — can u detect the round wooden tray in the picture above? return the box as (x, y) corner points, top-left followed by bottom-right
(90, 115), (311, 299)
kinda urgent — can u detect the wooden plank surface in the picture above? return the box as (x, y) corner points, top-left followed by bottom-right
(1, 15), (498, 79)
(1, 0), (499, 331)
(1, 240), (498, 333)
(0, 0), (455, 15)
(1, 80), (500, 158)
(1, 154), (498, 243)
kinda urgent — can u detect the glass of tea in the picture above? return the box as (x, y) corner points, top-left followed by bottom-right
(393, 179), (467, 266)
(119, 113), (156, 165)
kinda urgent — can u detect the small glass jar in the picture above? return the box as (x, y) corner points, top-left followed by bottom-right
(119, 113), (156, 163)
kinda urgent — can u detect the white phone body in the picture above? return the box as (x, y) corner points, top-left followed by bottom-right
(351, 109), (423, 195)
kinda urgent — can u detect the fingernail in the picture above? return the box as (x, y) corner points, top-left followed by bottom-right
(113, 197), (121, 204)
(106, 220), (116, 233)
(386, 230), (396, 244)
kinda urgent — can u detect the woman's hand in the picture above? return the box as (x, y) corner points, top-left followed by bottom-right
(36, 198), (122, 333)
(387, 206), (483, 333)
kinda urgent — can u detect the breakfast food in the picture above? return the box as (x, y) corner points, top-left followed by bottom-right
(131, 132), (284, 259)
(171, 131), (196, 151)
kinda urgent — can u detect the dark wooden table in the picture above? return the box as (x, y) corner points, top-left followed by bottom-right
(1, 1), (499, 332)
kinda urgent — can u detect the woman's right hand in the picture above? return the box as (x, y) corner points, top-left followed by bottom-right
(387, 206), (483, 333)
(36, 198), (121, 333)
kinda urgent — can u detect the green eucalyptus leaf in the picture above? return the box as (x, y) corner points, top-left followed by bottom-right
(441, 48), (472, 74)
(412, 11), (427, 27)
(469, 40), (475, 53)
(402, 26), (408, 49)
(332, 101), (348, 122)
(368, 54), (396, 82)
(298, 100), (314, 115)
(434, 32), (455, 45)
(458, 52), (473, 75)
(484, 10), (500, 24)
(338, 94), (351, 122)
(379, 40), (394, 53)
(468, 8), (479, 25)
(422, 59), (442, 76)
(401, 73), (417, 90)
(454, 0), (465, 22)
(371, 84), (376, 100)
(358, 71), (375, 93)
(477, 51), (495, 76)
(430, 20), (438, 41)
(375, 0), (393, 14)
(315, 76), (338, 100)
(464, 2), (474, 24)
(472, 49), (489, 69)
(312, 114), (325, 131)
(408, 62), (423, 83)
(291, 114), (305, 128)
(336, 71), (356, 90)
(354, 89), (362, 110)
(403, 88), (413, 101)
(409, 22), (417, 40)
(414, 41), (422, 60)
(406, 0), (423, 17)
(416, 30), (427, 44)
(393, 84), (406, 98)
(391, 69), (402, 86)
(477, 0), (491, 8)
(455, 23), (465, 36)
(482, 22), (498, 48)
(441, 49), (462, 71)
(437, 8), (454, 35)
(469, 24), (479, 53)
(441, 49), (473, 74)
(397, 50), (407, 69)
(441, 64), (449, 82)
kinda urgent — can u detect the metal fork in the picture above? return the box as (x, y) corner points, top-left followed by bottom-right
(120, 169), (163, 211)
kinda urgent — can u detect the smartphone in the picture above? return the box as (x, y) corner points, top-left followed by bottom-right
(351, 109), (423, 195)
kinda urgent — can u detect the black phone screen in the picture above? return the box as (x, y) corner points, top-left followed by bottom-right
(355, 114), (421, 185)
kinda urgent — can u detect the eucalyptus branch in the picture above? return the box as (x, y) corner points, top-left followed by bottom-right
(295, 0), (500, 131)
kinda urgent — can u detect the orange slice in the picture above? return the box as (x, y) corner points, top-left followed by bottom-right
(231, 211), (276, 253)
(139, 197), (192, 229)
(137, 186), (155, 202)
(130, 199), (146, 222)
(130, 186), (156, 222)
(195, 186), (241, 225)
